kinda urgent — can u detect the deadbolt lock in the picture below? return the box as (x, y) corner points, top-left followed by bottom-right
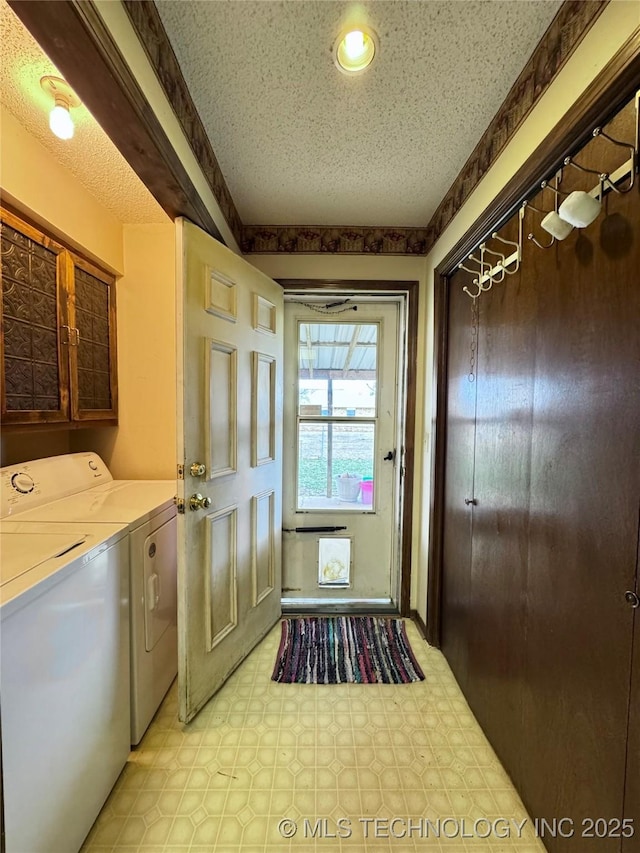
(189, 493), (211, 511)
(190, 462), (206, 477)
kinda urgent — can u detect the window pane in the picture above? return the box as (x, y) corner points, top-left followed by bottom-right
(298, 322), (377, 417)
(297, 422), (375, 510)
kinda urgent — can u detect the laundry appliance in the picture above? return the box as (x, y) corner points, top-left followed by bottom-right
(0, 451), (178, 745)
(0, 511), (130, 853)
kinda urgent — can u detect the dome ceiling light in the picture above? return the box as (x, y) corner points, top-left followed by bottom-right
(40, 76), (81, 140)
(333, 25), (378, 75)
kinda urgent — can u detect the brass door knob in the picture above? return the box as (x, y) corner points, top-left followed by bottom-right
(190, 462), (206, 477)
(189, 493), (211, 511)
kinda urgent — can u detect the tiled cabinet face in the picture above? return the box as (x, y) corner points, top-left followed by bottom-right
(1, 209), (118, 427)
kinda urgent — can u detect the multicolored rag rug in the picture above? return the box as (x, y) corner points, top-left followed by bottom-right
(271, 616), (425, 684)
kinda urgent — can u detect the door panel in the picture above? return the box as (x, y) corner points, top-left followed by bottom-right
(439, 92), (640, 852)
(464, 216), (534, 792)
(520, 128), (639, 850)
(623, 599), (639, 853)
(440, 269), (477, 693)
(282, 301), (402, 605)
(176, 218), (283, 723)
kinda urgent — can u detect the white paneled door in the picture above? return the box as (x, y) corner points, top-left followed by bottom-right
(176, 219), (283, 723)
(282, 300), (404, 607)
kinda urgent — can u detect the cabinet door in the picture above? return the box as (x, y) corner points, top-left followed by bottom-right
(68, 255), (118, 422)
(0, 212), (70, 424)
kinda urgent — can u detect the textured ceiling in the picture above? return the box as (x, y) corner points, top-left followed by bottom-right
(0, 0), (167, 225)
(155, 0), (562, 227)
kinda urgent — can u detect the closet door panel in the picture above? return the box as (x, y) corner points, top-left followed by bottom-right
(522, 176), (640, 850)
(440, 269), (477, 692)
(623, 608), (639, 853)
(465, 224), (535, 791)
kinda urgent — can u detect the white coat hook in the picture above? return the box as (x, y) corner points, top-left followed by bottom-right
(477, 244), (495, 291)
(592, 127), (636, 193)
(463, 282), (482, 300)
(490, 232), (520, 274)
(563, 155), (609, 199)
(523, 200), (556, 249)
(475, 246), (495, 292)
(458, 254), (485, 277)
(481, 244), (507, 281)
(540, 179), (570, 199)
(458, 257), (482, 300)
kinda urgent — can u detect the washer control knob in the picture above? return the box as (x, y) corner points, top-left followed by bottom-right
(88, 460), (98, 471)
(11, 472), (35, 494)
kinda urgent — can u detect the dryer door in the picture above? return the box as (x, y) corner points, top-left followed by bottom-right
(143, 516), (177, 651)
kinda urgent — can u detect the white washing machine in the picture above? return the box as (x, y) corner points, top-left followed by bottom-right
(1, 452), (178, 745)
(0, 517), (130, 853)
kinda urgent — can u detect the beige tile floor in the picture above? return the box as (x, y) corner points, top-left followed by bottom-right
(82, 620), (546, 853)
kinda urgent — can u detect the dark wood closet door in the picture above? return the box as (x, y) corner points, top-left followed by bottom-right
(623, 604), (639, 853)
(440, 269), (477, 692)
(464, 220), (536, 791)
(520, 156), (640, 850)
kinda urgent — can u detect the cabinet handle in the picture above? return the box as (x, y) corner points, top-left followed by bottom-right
(464, 498), (477, 506)
(71, 328), (80, 346)
(61, 324), (71, 345)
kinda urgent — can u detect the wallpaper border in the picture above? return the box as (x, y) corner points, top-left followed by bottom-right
(123, 0), (608, 255)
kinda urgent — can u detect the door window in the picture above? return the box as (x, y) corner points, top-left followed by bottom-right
(296, 322), (378, 511)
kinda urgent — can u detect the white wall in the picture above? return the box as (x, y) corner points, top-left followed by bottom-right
(0, 105), (124, 274)
(417, 0), (639, 626)
(1, 107), (176, 478)
(72, 224), (177, 479)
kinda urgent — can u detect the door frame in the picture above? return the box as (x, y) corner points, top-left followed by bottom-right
(426, 31), (640, 648)
(278, 279), (419, 617)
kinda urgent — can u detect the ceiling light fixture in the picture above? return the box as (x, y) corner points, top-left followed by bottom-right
(40, 76), (80, 140)
(333, 25), (378, 75)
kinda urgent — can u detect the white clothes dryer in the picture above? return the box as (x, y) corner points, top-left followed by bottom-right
(1, 452), (178, 744)
(0, 518), (130, 853)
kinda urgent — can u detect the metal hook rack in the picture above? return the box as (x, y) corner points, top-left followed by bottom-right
(459, 90), (639, 301)
(461, 209), (524, 300)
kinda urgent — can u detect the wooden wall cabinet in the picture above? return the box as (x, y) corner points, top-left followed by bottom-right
(0, 209), (118, 428)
